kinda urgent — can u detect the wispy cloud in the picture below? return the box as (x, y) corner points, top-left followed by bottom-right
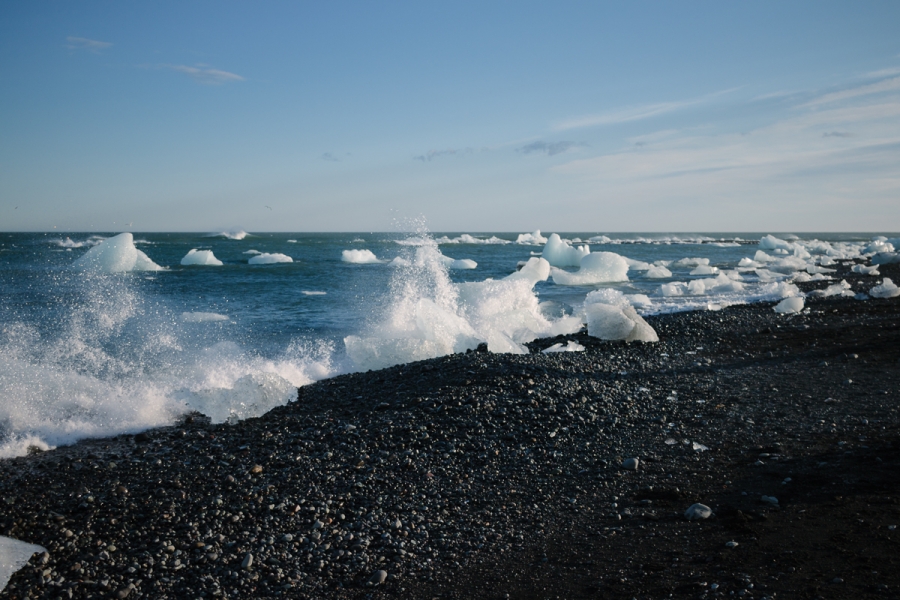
(801, 76), (900, 107)
(165, 64), (245, 85)
(517, 140), (586, 156)
(66, 36), (112, 53)
(413, 148), (473, 162)
(321, 152), (340, 162)
(823, 131), (852, 138)
(553, 88), (740, 131)
(865, 67), (900, 79)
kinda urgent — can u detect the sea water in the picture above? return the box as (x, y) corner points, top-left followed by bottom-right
(0, 229), (896, 457)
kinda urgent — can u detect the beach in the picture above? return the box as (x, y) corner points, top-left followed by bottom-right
(1, 262), (898, 600)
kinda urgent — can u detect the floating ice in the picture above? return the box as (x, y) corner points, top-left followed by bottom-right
(72, 233), (164, 273)
(673, 257), (710, 268)
(181, 249), (223, 266)
(626, 294), (653, 309)
(0, 536), (47, 591)
(435, 234), (510, 245)
(588, 234), (613, 244)
(870, 278), (900, 298)
(506, 257), (551, 285)
(301, 291), (327, 296)
(644, 265), (672, 278)
(689, 265), (719, 276)
(774, 297), (805, 314)
(248, 253), (293, 265)
(243, 249), (262, 255)
(440, 255), (478, 270)
(551, 252), (629, 286)
(865, 240), (894, 254)
(541, 341), (585, 353)
(515, 230), (548, 245)
(180, 312), (229, 323)
(388, 256), (412, 268)
(542, 234), (590, 267)
(341, 249), (383, 264)
(806, 265), (836, 274)
(851, 264), (880, 276)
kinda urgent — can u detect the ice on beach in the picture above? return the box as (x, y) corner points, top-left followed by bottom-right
(644, 265), (672, 278)
(248, 253), (293, 265)
(626, 294), (653, 309)
(515, 230), (548, 245)
(865, 240), (895, 254)
(870, 278), (900, 298)
(341, 249), (383, 264)
(181, 312), (229, 323)
(851, 264), (880, 276)
(72, 233), (164, 273)
(774, 296), (805, 314)
(808, 280), (854, 298)
(806, 265), (836, 274)
(541, 340), (585, 353)
(542, 234), (590, 267)
(0, 536), (47, 591)
(181, 249), (223, 266)
(550, 252), (630, 286)
(583, 290), (658, 343)
(871, 252), (900, 265)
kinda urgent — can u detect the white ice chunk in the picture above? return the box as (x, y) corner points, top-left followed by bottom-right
(506, 257), (551, 285)
(753, 250), (775, 263)
(870, 278), (900, 298)
(515, 230), (548, 245)
(660, 282), (688, 296)
(542, 234), (590, 267)
(542, 341), (585, 353)
(625, 257), (653, 271)
(689, 265), (719, 276)
(644, 265), (672, 278)
(673, 257), (710, 268)
(440, 255), (478, 270)
(851, 264), (880, 276)
(584, 301), (658, 343)
(388, 256), (412, 267)
(0, 536), (47, 591)
(341, 249), (383, 264)
(550, 252), (629, 286)
(626, 294), (653, 309)
(738, 258), (761, 268)
(865, 240), (895, 254)
(759, 234), (793, 251)
(181, 249), (223, 266)
(72, 233), (164, 273)
(774, 297), (805, 314)
(248, 253), (293, 265)
(243, 249), (262, 255)
(808, 280), (854, 298)
(588, 234), (613, 244)
(871, 252), (900, 265)
(806, 265), (836, 274)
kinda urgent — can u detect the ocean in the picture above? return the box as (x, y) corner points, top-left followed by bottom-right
(1, 229), (896, 458)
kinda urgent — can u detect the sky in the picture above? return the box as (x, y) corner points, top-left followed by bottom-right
(1, 1), (899, 233)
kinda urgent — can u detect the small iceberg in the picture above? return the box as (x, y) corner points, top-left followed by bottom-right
(341, 249), (384, 264)
(550, 252), (629, 286)
(72, 233), (164, 273)
(248, 253), (293, 265)
(870, 278), (900, 298)
(181, 249), (223, 266)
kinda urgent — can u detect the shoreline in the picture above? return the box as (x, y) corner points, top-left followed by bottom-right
(1, 264), (899, 599)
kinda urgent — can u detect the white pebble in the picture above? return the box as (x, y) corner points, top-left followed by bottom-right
(684, 503), (713, 520)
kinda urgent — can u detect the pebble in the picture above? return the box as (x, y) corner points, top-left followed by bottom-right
(761, 495), (779, 506)
(725, 541), (739, 548)
(241, 552), (253, 570)
(368, 569), (388, 585)
(684, 504), (713, 520)
(622, 457), (640, 470)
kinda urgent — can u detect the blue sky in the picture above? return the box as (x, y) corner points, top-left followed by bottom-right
(1, 1), (899, 232)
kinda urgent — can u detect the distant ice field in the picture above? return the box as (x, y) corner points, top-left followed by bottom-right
(1, 230), (897, 458)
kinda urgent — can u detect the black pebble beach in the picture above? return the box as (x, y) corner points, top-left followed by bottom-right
(2, 262), (899, 600)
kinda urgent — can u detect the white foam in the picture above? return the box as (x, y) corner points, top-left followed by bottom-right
(870, 278), (900, 298)
(774, 297), (805, 314)
(515, 230), (548, 245)
(550, 252), (630, 286)
(208, 229), (249, 240)
(180, 312), (229, 323)
(181, 249), (223, 266)
(542, 234), (590, 267)
(301, 291), (327, 296)
(341, 249), (384, 264)
(72, 233), (164, 273)
(287, 239), (297, 243)
(0, 536), (47, 591)
(248, 253), (293, 265)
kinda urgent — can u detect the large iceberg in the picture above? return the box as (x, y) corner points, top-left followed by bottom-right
(181, 249), (223, 266)
(72, 233), (164, 273)
(550, 252), (629, 286)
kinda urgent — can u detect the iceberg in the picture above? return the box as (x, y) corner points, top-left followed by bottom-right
(583, 290), (658, 343)
(440, 255), (478, 270)
(870, 278), (900, 298)
(181, 249), (223, 266)
(72, 233), (164, 273)
(644, 265), (672, 278)
(248, 253), (293, 265)
(550, 252), (629, 286)
(515, 230), (548, 245)
(541, 234), (590, 268)
(341, 249), (383, 264)
(506, 257), (551, 285)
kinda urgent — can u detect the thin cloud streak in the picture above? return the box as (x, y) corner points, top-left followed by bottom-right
(801, 76), (900, 107)
(518, 140), (586, 156)
(553, 87), (740, 131)
(66, 37), (112, 53)
(166, 64), (245, 85)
